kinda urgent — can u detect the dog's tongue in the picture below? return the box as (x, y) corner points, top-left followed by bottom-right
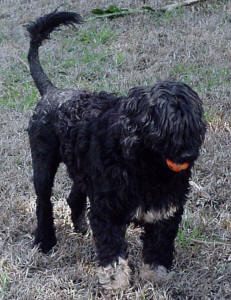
(166, 159), (189, 172)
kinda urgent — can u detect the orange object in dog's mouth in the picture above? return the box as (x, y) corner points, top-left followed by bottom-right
(166, 159), (189, 172)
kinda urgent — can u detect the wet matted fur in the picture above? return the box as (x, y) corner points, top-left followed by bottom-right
(26, 10), (206, 289)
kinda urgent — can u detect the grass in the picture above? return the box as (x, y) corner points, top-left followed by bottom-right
(171, 63), (230, 93)
(1, 0), (231, 299)
(0, 270), (9, 298)
(78, 25), (115, 44)
(176, 215), (218, 249)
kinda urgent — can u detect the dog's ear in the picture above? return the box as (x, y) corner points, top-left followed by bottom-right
(112, 114), (140, 158)
(117, 87), (153, 158)
(124, 87), (150, 117)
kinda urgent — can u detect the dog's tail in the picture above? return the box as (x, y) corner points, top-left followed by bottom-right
(26, 10), (83, 96)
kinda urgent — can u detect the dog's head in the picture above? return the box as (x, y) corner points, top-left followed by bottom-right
(121, 81), (206, 171)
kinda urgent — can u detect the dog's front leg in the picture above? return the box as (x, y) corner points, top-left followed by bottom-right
(140, 208), (183, 283)
(89, 207), (130, 290)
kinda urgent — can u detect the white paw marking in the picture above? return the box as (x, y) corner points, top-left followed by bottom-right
(140, 264), (175, 283)
(97, 257), (130, 290)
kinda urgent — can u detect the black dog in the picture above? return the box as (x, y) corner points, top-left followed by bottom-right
(26, 11), (206, 289)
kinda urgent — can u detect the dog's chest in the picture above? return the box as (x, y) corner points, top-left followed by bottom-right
(134, 205), (177, 223)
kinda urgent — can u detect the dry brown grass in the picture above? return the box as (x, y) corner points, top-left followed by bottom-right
(0, 0), (231, 299)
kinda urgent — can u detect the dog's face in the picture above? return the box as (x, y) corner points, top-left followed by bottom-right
(146, 81), (206, 169)
(124, 81), (206, 170)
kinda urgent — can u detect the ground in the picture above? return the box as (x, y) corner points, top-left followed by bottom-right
(0, 0), (231, 299)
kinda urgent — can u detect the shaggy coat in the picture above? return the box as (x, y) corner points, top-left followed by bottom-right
(26, 11), (206, 289)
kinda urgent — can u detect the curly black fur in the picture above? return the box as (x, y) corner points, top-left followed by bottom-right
(26, 10), (206, 281)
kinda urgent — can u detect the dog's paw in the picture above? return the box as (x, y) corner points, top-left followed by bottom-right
(34, 233), (57, 253)
(97, 257), (131, 290)
(140, 264), (174, 284)
(73, 216), (89, 235)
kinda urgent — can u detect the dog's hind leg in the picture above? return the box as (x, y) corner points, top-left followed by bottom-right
(67, 184), (88, 234)
(31, 137), (60, 253)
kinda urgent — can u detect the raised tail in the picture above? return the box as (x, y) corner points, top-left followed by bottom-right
(26, 10), (83, 96)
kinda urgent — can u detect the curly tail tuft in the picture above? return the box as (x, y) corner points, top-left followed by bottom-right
(26, 10), (83, 96)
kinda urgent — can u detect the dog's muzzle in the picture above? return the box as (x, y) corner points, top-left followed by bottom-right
(166, 159), (189, 172)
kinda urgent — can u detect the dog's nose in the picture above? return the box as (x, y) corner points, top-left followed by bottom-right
(180, 153), (191, 160)
(179, 152), (196, 161)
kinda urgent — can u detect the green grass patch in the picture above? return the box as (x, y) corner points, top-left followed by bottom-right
(162, 6), (184, 23)
(176, 217), (205, 248)
(80, 48), (112, 65)
(78, 27), (115, 44)
(171, 63), (198, 85)
(1, 64), (38, 109)
(0, 56), (39, 109)
(56, 47), (114, 85)
(56, 33), (126, 92)
(60, 58), (78, 69)
(204, 109), (216, 123)
(1, 81), (38, 110)
(50, 25), (123, 91)
(203, 68), (229, 88)
(0, 32), (4, 44)
(176, 215), (225, 249)
(171, 63), (229, 92)
(0, 270), (9, 298)
(61, 25), (115, 53)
